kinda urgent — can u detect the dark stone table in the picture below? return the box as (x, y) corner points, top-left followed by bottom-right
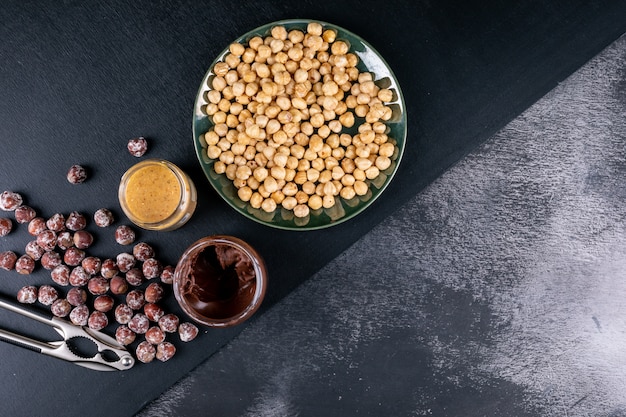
(139, 30), (626, 417)
(0, 1), (625, 416)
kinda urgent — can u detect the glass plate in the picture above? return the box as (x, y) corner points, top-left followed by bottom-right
(193, 19), (407, 230)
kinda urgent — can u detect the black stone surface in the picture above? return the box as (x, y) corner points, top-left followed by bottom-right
(0, 1), (624, 416)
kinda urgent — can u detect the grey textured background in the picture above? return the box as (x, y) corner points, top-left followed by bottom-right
(140, 33), (626, 417)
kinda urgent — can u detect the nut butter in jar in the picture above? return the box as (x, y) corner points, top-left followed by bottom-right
(173, 235), (268, 327)
(119, 159), (197, 231)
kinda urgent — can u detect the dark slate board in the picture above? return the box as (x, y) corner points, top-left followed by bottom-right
(0, 1), (624, 416)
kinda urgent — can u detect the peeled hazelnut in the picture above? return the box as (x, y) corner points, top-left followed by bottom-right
(125, 268), (144, 286)
(81, 256), (102, 275)
(24, 240), (44, 261)
(64, 247), (85, 266)
(145, 326), (166, 345)
(38, 285), (58, 305)
(69, 305), (89, 326)
(69, 266), (90, 287)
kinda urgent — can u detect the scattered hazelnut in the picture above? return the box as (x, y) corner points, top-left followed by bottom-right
(100, 258), (119, 278)
(128, 313), (150, 334)
(0, 191), (23, 211)
(88, 311), (108, 330)
(145, 326), (166, 345)
(115, 225), (136, 245)
(142, 258), (163, 280)
(73, 230), (93, 249)
(160, 265), (175, 284)
(14, 205), (36, 224)
(66, 287), (87, 306)
(87, 276), (109, 295)
(67, 165), (87, 184)
(46, 213), (65, 232)
(36, 229), (57, 251)
(81, 256), (101, 275)
(69, 304), (89, 326)
(144, 303), (165, 322)
(114, 304), (134, 325)
(56, 231), (74, 250)
(125, 267), (144, 286)
(178, 322), (199, 342)
(158, 313), (179, 333)
(156, 342), (176, 362)
(51, 264), (71, 286)
(0, 251), (17, 270)
(65, 211), (87, 231)
(93, 295), (114, 312)
(38, 285), (58, 305)
(115, 325), (136, 346)
(41, 251), (62, 270)
(50, 299), (71, 317)
(126, 289), (145, 310)
(116, 252), (135, 273)
(25, 240), (44, 261)
(144, 282), (164, 304)
(136, 341), (156, 363)
(93, 208), (114, 227)
(127, 137), (148, 157)
(0, 218), (12, 236)
(69, 266), (90, 287)
(27, 217), (47, 236)
(15, 255), (35, 274)
(109, 275), (129, 295)
(64, 247), (85, 266)
(17, 285), (38, 303)
(132, 242), (155, 262)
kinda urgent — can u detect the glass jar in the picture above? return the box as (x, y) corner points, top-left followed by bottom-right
(173, 235), (268, 327)
(118, 159), (197, 231)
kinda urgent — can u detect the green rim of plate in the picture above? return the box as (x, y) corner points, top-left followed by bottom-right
(192, 19), (407, 231)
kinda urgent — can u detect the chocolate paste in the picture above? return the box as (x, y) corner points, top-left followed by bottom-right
(181, 244), (256, 319)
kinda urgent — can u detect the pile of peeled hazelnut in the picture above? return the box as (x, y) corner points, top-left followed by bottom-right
(0, 137), (199, 364)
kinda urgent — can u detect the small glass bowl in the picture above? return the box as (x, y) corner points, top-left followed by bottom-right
(118, 159), (197, 231)
(173, 235), (268, 327)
